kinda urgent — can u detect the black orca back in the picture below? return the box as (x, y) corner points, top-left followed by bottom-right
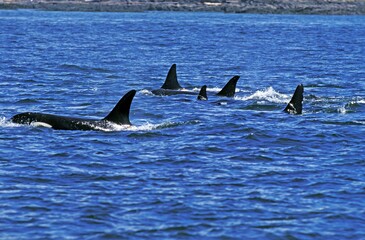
(103, 90), (136, 125)
(161, 64), (182, 90)
(216, 76), (240, 98)
(197, 85), (208, 100)
(284, 84), (304, 115)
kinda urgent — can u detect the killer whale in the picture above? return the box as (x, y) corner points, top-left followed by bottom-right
(197, 85), (208, 101)
(216, 76), (240, 97)
(151, 64), (185, 96)
(11, 90), (136, 131)
(151, 64), (240, 98)
(284, 84), (304, 114)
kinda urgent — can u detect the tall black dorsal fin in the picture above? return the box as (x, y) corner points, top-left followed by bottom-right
(216, 76), (240, 97)
(103, 90), (136, 125)
(284, 84), (304, 115)
(161, 64), (182, 90)
(197, 85), (208, 101)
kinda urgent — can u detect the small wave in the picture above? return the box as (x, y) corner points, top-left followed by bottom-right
(16, 98), (40, 104)
(235, 87), (289, 103)
(321, 120), (365, 126)
(306, 83), (344, 89)
(59, 63), (86, 71)
(59, 64), (111, 73)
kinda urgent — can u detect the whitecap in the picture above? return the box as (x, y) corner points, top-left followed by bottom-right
(235, 87), (290, 103)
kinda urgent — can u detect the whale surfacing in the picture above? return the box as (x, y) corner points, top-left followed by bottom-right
(11, 90), (136, 131)
(197, 85), (208, 101)
(284, 84), (304, 115)
(160, 64), (181, 90)
(151, 64), (191, 96)
(216, 76), (240, 98)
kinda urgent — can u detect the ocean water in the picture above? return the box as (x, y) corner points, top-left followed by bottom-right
(1, 9), (365, 239)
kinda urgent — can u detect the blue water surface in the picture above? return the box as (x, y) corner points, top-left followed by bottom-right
(1, 10), (365, 239)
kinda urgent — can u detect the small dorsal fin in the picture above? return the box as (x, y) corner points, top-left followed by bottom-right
(216, 76), (240, 97)
(161, 64), (182, 90)
(197, 85), (208, 100)
(103, 90), (136, 125)
(284, 84), (304, 114)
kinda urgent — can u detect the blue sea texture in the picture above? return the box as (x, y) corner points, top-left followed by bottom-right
(1, 10), (365, 239)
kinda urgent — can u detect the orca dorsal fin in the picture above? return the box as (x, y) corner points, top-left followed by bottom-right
(103, 90), (136, 125)
(216, 76), (240, 97)
(284, 84), (304, 115)
(161, 64), (182, 90)
(197, 85), (208, 100)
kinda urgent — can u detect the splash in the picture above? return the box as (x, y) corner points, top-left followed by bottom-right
(199, 87), (241, 93)
(235, 87), (290, 103)
(139, 89), (153, 95)
(338, 97), (365, 114)
(337, 106), (347, 114)
(89, 120), (199, 132)
(114, 122), (160, 132)
(0, 116), (21, 128)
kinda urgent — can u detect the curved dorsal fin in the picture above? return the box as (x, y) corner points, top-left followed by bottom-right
(161, 64), (182, 90)
(216, 76), (240, 97)
(103, 90), (136, 125)
(197, 85), (208, 101)
(284, 84), (304, 114)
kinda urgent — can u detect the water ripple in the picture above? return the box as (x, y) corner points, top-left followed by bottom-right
(1, 10), (365, 240)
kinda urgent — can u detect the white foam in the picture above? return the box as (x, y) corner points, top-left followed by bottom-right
(207, 87), (222, 93)
(139, 89), (153, 95)
(0, 116), (21, 128)
(179, 88), (195, 92)
(337, 106), (347, 114)
(191, 87), (203, 92)
(204, 87), (241, 93)
(95, 122), (175, 132)
(235, 87), (290, 103)
(117, 123), (156, 132)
